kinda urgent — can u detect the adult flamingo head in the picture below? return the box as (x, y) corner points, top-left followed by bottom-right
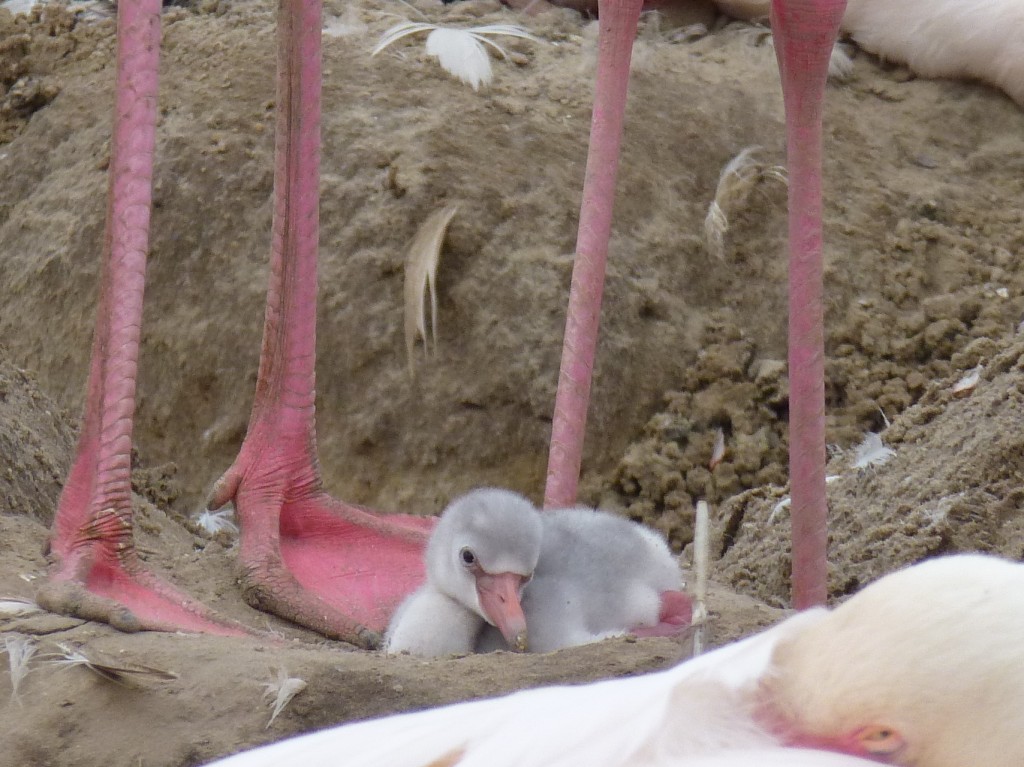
(762, 555), (1024, 767)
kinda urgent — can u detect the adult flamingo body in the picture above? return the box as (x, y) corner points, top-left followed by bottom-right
(207, 555), (1024, 767)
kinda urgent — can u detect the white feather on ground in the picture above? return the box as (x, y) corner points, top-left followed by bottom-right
(263, 669), (307, 729)
(828, 44), (854, 81)
(425, 28), (493, 91)
(852, 432), (895, 469)
(195, 507), (239, 537)
(373, 22), (541, 91)
(46, 642), (178, 685)
(2, 634), (37, 703)
(0, 597), (43, 618)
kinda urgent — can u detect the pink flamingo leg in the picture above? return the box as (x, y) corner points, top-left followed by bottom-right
(544, 0), (644, 509)
(207, 0), (432, 648)
(772, 0), (846, 609)
(543, 0), (842, 608)
(37, 0), (245, 635)
(542, 0), (689, 634)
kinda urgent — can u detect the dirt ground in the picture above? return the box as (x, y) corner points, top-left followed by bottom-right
(0, 0), (1021, 764)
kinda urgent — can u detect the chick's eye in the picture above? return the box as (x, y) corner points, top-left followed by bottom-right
(460, 547), (476, 566)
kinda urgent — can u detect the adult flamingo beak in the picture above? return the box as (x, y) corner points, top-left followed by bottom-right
(476, 572), (530, 651)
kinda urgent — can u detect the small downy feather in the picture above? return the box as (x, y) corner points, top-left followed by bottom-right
(769, 476), (840, 523)
(3, 634), (37, 703)
(828, 44), (854, 81)
(263, 668), (307, 728)
(373, 21), (541, 91)
(952, 366), (982, 398)
(194, 506), (240, 537)
(709, 428), (727, 471)
(852, 432), (895, 470)
(404, 205), (458, 378)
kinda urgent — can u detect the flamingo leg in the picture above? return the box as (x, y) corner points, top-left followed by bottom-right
(771, 0), (846, 609)
(37, 0), (246, 636)
(544, 0), (644, 510)
(40, 0), (431, 645)
(206, 0), (432, 649)
(543, 0), (844, 608)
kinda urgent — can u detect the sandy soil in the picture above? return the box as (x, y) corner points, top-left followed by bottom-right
(0, 0), (1021, 764)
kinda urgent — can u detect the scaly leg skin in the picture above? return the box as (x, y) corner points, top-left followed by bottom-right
(207, 0), (432, 649)
(771, 0), (846, 610)
(544, 0), (644, 510)
(37, 0), (247, 637)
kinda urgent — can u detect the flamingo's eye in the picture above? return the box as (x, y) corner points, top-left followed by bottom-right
(855, 725), (905, 757)
(460, 547), (476, 566)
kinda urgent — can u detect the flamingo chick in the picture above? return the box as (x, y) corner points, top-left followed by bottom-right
(210, 554), (1024, 766)
(485, 503), (690, 652)
(385, 488), (690, 656)
(385, 489), (542, 655)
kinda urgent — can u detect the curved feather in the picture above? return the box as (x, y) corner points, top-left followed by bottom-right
(372, 21), (438, 57)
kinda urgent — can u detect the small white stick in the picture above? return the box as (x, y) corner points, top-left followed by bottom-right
(692, 500), (710, 655)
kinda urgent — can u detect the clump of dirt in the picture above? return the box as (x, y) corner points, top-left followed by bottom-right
(603, 280), (1023, 552)
(0, 346), (73, 524)
(602, 314), (790, 550)
(715, 332), (1024, 606)
(0, 4), (105, 143)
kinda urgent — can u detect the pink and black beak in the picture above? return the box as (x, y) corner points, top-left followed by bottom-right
(475, 571), (530, 651)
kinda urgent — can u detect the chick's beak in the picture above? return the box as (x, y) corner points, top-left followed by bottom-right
(475, 571), (529, 651)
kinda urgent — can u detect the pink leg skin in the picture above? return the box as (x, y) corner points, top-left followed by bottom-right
(544, 0), (643, 510)
(207, 0), (432, 649)
(771, 0), (846, 609)
(37, 0), (246, 636)
(631, 590), (694, 638)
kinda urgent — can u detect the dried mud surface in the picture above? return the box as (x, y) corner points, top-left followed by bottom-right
(0, 0), (1022, 764)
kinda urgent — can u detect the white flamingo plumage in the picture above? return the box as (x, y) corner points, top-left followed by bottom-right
(208, 554), (1024, 767)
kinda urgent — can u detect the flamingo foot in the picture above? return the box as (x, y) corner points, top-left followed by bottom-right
(38, 0), (250, 639)
(209, 446), (434, 648)
(39, 511), (249, 636)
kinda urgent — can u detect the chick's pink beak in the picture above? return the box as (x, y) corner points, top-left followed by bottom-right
(475, 571), (529, 651)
